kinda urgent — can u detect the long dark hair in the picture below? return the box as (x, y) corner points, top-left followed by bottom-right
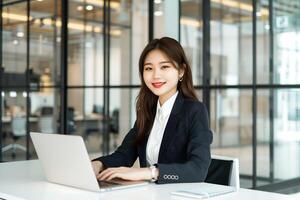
(135, 37), (198, 145)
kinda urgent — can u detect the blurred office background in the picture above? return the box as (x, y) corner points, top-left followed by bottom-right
(1, 0), (300, 194)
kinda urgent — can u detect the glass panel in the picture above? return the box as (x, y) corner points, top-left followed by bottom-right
(257, 89), (271, 186)
(67, 0), (148, 86)
(210, 89), (253, 188)
(211, 0), (253, 85)
(154, 0), (179, 39)
(1, 89), (27, 161)
(28, 88), (61, 160)
(130, 88), (139, 125)
(110, 0), (130, 84)
(131, 1), (149, 85)
(68, 0), (104, 86)
(196, 89), (203, 101)
(30, 0), (61, 87)
(2, 2), (28, 87)
(115, 0), (148, 85)
(110, 0), (130, 26)
(68, 88), (103, 156)
(109, 16), (131, 85)
(29, 89), (60, 134)
(109, 89), (134, 150)
(274, 89), (300, 181)
(257, 0), (270, 84)
(180, 0), (203, 86)
(273, 0), (300, 84)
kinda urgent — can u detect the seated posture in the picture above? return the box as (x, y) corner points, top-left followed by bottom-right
(92, 37), (213, 184)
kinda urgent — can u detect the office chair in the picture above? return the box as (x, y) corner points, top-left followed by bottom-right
(110, 109), (119, 149)
(57, 107), (76, 134)
(205, 155), (240, 189)
(66, 107), (76, 134)
(92, 105), (103, 114)
(1, 116), (27, 158)
(40, 106), (53, 115)
(38, 116), (54, 134)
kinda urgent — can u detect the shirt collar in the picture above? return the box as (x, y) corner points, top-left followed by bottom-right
(156, 91), (178, 119)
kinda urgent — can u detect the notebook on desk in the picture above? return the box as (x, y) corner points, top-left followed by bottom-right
(30, 132), (149, 192)
(171, 183), (236, 199)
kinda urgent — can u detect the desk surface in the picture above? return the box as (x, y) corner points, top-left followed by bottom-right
(0, 160), (294, 200)
(1, 116), (38, 123)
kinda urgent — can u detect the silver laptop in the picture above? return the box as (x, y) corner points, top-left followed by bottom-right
(30, 132), (149, 192)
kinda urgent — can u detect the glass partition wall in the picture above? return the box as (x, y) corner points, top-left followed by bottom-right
(0, 0), (148, 161)
(1, 0), (300, 193)
(1, 0), (61, 161)
(179, 0), (300, 192)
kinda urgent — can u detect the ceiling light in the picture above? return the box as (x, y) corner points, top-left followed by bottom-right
(256, 11), (262, 17)
(264, 24), (270, 30)
(86, 5), (94, 11)
(16, 32), (24, 37)
(181, 17), (202, 27)
(9, 91), (17, 98)
(13, 40), (19, 45)
(23, 92), (28, 97)
(84, 0), (120, 10)
(1, 92), (4, 97)
(154, 11), (163, 16)
(154, 0), (162, 4)
(211, 0), (269, 16)
(2, 12), (32, 21)
(77, 5), (84, 11)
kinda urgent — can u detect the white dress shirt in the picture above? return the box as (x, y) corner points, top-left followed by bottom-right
(146, 91), (178, 166)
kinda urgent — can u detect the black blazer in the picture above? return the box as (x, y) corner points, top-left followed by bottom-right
(95, 92), (213, 184)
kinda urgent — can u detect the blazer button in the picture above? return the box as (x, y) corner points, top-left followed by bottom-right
(163, 175), (168, 179)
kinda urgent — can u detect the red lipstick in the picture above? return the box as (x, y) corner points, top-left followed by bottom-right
(152, 82), (165, 88)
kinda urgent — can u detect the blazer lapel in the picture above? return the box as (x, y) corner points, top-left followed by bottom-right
(157, 92), (184, 162)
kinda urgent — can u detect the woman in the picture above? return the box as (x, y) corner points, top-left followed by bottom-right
(92, 37), (213, 184)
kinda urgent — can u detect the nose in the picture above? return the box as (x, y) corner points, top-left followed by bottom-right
(153, 67), (161, 79)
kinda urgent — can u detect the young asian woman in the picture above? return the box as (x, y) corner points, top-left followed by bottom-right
(91, 37), (213, 184)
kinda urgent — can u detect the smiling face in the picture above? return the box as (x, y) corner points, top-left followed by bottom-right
(143, 49), (183, 105)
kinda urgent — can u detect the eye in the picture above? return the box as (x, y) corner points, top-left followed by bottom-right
(144, 66), (152, 71)
(161, 65), (170, 70)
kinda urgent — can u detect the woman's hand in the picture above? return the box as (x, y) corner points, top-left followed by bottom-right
(91, 161), (104, 176)
(97, 167), (152, 181)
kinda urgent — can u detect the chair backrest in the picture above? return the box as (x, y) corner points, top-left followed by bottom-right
(38, 116), (54, 134)
(40, 106), (53, 115)
(205, 155), (240, 190)
(11, 116), (27, 137)
(110, 109), (119, 134)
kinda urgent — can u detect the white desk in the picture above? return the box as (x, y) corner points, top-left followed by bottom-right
(0, 160), (294, 200)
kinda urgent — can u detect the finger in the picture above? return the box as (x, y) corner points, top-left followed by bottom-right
(98, 168), (115, 178)
(106, 172), (120, 181)
(99, 168), (119, 180)
(97, 169), (110, 179)
(97, 167), (127, 179)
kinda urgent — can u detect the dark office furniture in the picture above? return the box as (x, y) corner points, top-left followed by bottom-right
(57, 107), (76, 134)
(205, 155), (240, 188)
(110, 109), (119, 148)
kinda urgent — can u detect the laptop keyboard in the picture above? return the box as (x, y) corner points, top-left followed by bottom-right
(98, 180), (122, 188)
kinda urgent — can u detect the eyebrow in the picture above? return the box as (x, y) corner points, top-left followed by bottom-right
(144, 61), (173, 66)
